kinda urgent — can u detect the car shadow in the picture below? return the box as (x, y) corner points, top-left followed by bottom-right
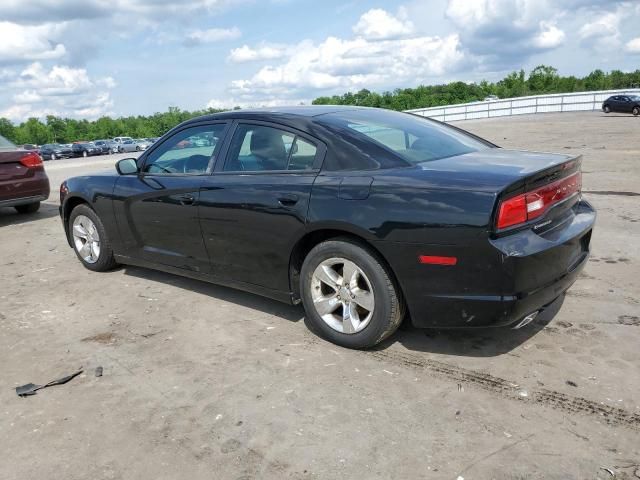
(599, 114), (638, 118)
(122, 265), (305, 323)
(122, 263), (562, 357)
(375, 294), (565, 357)
(0, 202), (59, 227)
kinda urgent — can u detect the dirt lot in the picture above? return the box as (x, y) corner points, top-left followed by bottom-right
(1, 112), (639, 480)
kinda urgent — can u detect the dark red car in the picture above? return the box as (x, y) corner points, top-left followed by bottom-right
(0, 134), (50, 213)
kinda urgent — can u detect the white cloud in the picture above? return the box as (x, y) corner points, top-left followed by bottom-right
(0, 22), (66, 63)
(228, 33), (465, 98)
(352, 8), (414, 40)
(532, 21), (565, 49)
(228, 44), (291, 63)
(445, 0), (566, 64)
(185, 27), (241, 45)
(579, 11), (621, 49)
(625, 37), (640, 53)
(206, 97), (308, 110)
(0, 62), (115, 121)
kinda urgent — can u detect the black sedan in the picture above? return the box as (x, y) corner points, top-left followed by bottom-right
(72, 142), (102, 158)
(59, 106), (595, 348)
(602, 95), (640, 115)
(40, 143), (72, 160)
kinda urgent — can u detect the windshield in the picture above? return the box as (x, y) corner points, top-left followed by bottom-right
(319, 109), (491, 164)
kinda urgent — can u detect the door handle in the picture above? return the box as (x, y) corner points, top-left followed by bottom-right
(179, 194), (195, 205)
(278, 194), (299, 206)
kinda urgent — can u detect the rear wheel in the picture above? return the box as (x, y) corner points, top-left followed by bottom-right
(69, 204), (117, 271)
(82, 150), (88, 157)
(603, 105), (611, 113)
(15, 202), (40, 214)
(633, 107), (639, 116)
(51, 153), (57, 160)
(300, 238), (404, 349)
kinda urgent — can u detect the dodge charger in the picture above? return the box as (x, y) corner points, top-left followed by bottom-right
(59, 107), (595, 348)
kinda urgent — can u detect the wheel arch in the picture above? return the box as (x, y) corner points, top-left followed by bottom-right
(62, 195), (92, 247)
(288, 226), (405, 308)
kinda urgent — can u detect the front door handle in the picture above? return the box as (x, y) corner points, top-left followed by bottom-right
(179, 194), (195, 205)
(278, 194), (299, 206)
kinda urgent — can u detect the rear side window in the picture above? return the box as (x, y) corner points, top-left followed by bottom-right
(224, 124), (317, 172)
(0, 134), (16, 151)
(318, 109), (491, 164)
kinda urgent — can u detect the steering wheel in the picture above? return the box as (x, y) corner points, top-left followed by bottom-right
(183, 154), (211, 174)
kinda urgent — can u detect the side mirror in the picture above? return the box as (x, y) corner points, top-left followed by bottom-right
(116, 158), (139, 175)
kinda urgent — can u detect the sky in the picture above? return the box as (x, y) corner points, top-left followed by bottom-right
(1, 0), (639, 122)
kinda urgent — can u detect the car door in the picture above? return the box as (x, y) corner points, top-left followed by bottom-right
(619, 96), (633, 113)
(199, 121), (325, 293)
(112, 122), (230, 272)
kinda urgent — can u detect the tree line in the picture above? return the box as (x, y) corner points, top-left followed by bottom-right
(312, 65), (640, 110)
(1, 66), (638, 145)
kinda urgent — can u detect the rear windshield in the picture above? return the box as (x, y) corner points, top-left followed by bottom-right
(319, 109), (491, 164)
(0, 134), (16, 151)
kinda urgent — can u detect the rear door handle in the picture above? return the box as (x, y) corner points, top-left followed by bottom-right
(179, 194), (195, 205)
(278, 194), (299, 206)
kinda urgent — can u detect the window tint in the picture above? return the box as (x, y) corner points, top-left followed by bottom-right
(319, 109), (490, 164)
(224, 124), (317, 172)
(143, 124), (226, 175)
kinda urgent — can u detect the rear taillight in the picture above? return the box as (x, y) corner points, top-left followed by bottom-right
(19, 151), (43, 169)
(497, 171), (582, 229)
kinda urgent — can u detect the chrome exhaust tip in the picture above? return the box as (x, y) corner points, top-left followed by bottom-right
(513, 311), (539, 329)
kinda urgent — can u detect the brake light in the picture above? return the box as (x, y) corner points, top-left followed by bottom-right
(19, 151), (43, 169)
(497, 171), (581, 229)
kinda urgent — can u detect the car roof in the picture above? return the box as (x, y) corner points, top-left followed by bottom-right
(182, 105), (371, 125)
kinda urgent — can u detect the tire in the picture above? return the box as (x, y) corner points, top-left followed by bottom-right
(51, 153), (56, 160)
(15, 202), (40, 214)
(68, 204), (117, 272)
(603, 105), (611, 113)
(136, 146), (141, 152)
(83, 150), (88, 157)
(300, 238), (404, 349)
(633, 107), (639, 116)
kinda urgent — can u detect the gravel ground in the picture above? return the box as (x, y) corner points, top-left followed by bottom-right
(1, 112), (639, 480)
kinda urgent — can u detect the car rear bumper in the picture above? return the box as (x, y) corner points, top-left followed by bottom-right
(382, 199), (596, 329)
(0, 194), (48, 208)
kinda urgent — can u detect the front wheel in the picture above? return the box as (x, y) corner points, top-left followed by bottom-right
(82, 150), (88, 157)
(603, 105), (611, 113)
(15, 202), (40, 214)
(633, 107), (639, 116)
(300, 238), (404, 349)
(50, 153), (56, 160)
(69, 204), (117, 272)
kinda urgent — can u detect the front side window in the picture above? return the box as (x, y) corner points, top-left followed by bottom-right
(224, 124), (317, 172)
(318, 109), (490, 165)
(143, 123), (226, 174)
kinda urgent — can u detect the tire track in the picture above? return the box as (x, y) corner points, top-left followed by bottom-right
(367, 349), (640, 430)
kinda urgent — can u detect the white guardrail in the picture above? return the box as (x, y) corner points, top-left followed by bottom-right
(405, 88), (640, 122)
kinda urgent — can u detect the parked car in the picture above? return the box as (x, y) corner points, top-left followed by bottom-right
(72, 142), (102, 158)
(484, 95), (499, 101)
(1, 134), (50, 213)
(59, 106), (595, 349)
(602, 95), (640, 115)
(134, 139), (152, 150)
(145, 137), (159, 144)
(113, 136), (133, 145)
(40, 143), (73, 160)
(117, 139), (143, 153)
(21, 144), (41, 155)
(93, 140), (112, 155)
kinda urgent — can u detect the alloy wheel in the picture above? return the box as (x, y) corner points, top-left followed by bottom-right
(310, 257), (375, 334)
(72, 215), (101, 264)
